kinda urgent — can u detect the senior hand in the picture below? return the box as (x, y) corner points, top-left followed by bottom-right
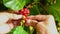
(28, 15), (58, 34)
(0, 12), (22, 34)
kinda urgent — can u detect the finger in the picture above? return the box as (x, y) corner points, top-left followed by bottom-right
(0, 12), (23, 20)
(29, 15), (48, 21)
(36, 22), (48, 30)
(36, 22), (48, 34)
(25, 19), (38, 27)
(8, 13), (23, 20)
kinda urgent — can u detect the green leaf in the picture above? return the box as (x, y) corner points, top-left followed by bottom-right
(3, 0), (26, 10)
(9, 27), (16, 34)
(13, 26), (28, 34)
(47, 0), (60, 22)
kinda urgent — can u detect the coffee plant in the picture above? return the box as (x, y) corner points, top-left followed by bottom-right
(0, 0), (60, 34)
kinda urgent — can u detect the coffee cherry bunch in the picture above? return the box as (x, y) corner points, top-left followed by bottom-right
(19, 8), (30, 26)
(19, 8), (30, 17)
(19, 8), (34, 34)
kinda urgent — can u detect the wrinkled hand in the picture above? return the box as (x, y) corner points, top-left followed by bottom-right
(0, 12), (22, 34)
(28, 15), (58, 34)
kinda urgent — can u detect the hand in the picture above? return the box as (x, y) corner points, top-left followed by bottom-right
(28, 15), (58, 34)
(0, 12), (22, 34)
